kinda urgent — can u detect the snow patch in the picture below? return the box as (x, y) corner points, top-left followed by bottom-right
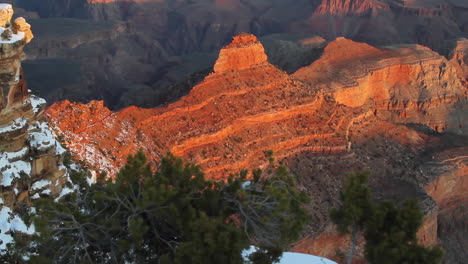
(0, 158), (31, 187)
(29, 95), (46, 114)
(0, 206), (35, 251)
(29, 122), (56, 152)
(31, 180), (51, 190)
(243, 246), (337, 264)
(0, 118), (27, 134)
(0, 27), (25, 44)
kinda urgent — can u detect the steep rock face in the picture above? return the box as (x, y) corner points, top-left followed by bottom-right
(314, 0), (390, 16)
(294, 37), (468, 134)
(422, 143), (468, 264)
(450, 38), (468, 81)
(302, 0), (468, 53)
(14, 0), (468, 110)
(213, 34), (268, 73)
(0, 5), (66, 209)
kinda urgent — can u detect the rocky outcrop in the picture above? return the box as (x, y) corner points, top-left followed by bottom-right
(314, 0), (390, 16)
(11, 0), (467, 110)
(44, 33), (467, 262)
(0, 5), (66, 209)
(451, 38), (468, 81)
(213, 34), (268, 73)
(0, 3), (12, 27)
(294, 37), (468, 135)
(45, 34), (364, 178)
(12, 17), (34, 44)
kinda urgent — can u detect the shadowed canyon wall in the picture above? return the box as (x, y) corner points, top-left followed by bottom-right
(10, 0), (468, 109)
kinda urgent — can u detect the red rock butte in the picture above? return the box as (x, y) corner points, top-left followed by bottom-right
(213, 34), (268, 73)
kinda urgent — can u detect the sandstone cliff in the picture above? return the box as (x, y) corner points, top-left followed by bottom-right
(45, 34), (467, 262)
(294, 37), (468, 135)
(0, 5), (67, 250)
(13, 0), (468, 110)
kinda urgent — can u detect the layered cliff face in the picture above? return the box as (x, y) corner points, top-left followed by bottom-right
(451, 38), (468, 82)
(314, 0), (390, 16)
(46, 34), (358, 178)
(45, 34), (467, 262)
(302, 0), (468, 53)
(294, 37), (468, 135)
(213, 34), (268, 73)
(0, 4), (66, 209)
(14, 0), (468, 110)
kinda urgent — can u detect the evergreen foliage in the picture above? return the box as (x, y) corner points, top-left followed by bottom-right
(330, 172), (444, 264)
(329, 171), (372, 264)
(9, 151), (308, 264)
(364, 199), (444, 264)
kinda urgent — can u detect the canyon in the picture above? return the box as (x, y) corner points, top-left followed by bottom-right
(45, 33), (468, 263)
(8, 0), (467, 109)
(0, 0), (464, 262)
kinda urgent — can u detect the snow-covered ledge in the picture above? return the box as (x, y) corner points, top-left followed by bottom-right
(243, 246), (337, 264)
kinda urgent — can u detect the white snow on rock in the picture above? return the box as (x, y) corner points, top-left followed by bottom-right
(29, 95), (46, 114)
(29, 122), (56, 152)
(278, 252), (337, 264)
(31, 179), (51, 190)
(4, 147), (28, 162)
(0, 206), (34, 251)
(40, 189), (51, 195)
(243, 246), (337, 264)
(0, 118), (27, 134)
(0, 158), (31, 187)
(0, 27), (24, 44)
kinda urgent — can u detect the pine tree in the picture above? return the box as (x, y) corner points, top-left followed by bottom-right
(329, 171), (372, 264)
(330, 172), (444, 264)
(364, 199), (444, 264)
(11, 151), (308, 264)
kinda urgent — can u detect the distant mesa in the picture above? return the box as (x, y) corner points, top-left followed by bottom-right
(213, 33), (268, 73)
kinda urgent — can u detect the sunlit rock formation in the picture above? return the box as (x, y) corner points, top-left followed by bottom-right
(213, 33), (268, 73)
(0, 4), (66, 209)
(294, 37), (468, 134)
(45, 33), (467, 262)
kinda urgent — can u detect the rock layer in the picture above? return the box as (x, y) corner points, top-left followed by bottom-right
(213, 34), (268, 73)
(45, 34), (467, 262)
(0, 5), (65, 209)
(294, 37), (468, 134)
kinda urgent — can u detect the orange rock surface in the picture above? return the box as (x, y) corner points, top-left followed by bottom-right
(45, 34), (467, 260)
(213, 33), (268, 73)
(294, 37), (467, 134)
(46, 35), (358, 178)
